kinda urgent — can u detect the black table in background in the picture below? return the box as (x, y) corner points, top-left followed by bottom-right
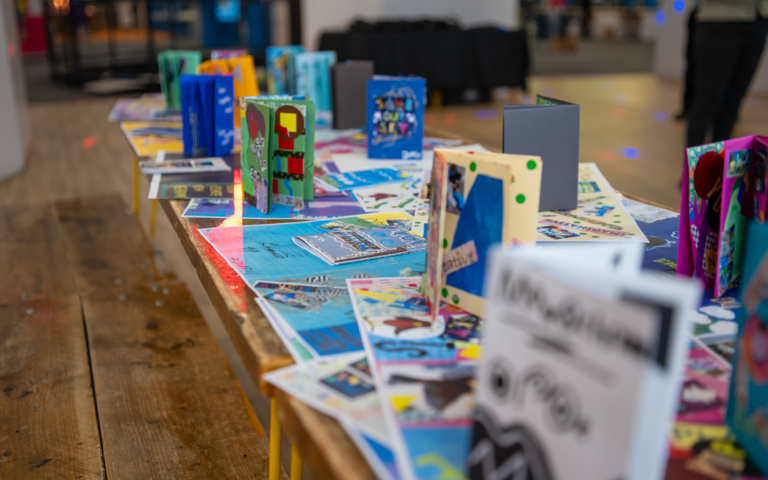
(319, 27), (529, 104)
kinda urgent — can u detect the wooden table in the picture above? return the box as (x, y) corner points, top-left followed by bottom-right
(131, 125), (678, 480)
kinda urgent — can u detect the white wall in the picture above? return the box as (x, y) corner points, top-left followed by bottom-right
(302, 0), (519, 51)
(653, 0), (768, 93)
(0, 0), (29, 181)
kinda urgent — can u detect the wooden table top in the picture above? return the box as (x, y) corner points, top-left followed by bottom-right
(153, 125), (677, 480)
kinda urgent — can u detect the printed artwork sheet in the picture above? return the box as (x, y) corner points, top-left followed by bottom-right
(537, 163), (648, 243)
(199, 212), (425, 288)
(109, 94), (181, 122)
(253, 281), (362, 358)
(120, 121), (183, 157)
(348, 277), (483, 480)
(264, 352), (388, 440)
(139, 156), (231, 174)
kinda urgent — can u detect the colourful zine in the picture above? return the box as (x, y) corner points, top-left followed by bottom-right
(180, 74), (234, 157)
(244, 96), (316, 207)
(266, 45), (304, 95)
(158, 50), (202, 110)
(678, 136), (768, 297)
(424, 149), (543, 319)
(726, 222), (768, 476)
(294, 51), (337, 114)
(367, 75), (426, 160)
(198, 55), (259, 128)
(241, 100), (273, 213)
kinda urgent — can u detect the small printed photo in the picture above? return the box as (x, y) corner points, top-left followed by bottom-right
(537, 225), (580, 240)
(578, 181), (601, 194)
(581, 205), (615, 217)
(446, 163), (466, 215)
(727, 149), (751, 178)
(320, 370), (375, 398)
(755, 144), (767, 194)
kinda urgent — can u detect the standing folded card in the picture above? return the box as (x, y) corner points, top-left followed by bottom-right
(241, 101), (273, 213)
(503, 95), (579, 211)
(294, 225), (427, 265)
(471, 247), (700, 480)
(678, 135), (768, 297)
(198, 55), (259, 128)
(242, 96), (315, 207)
(367, 75), (426, 160)
(294, 51), (337, 115)
(158, 50), (202, 110)
(181, 74), (235, 157)
(726, 222), (768, 476)
(266, 45), (304, 95)
(424, 149), (542, 319)
(332, 60), (374, 129)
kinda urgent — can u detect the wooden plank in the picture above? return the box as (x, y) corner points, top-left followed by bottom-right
(160, 199), (377, 480)
(0, 203), (104, 479)
(54, 195), (279, 479)
(275, 389), (376, 480)
(159, 199), (293, 395)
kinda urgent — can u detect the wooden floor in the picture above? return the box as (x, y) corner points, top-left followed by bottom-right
(2, 72), (767, 476)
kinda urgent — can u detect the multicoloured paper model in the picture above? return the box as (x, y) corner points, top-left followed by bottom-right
(678, 135), (768, 297)
(158, 50), (202, 110)
(242, 96), (316, 208)
(424, 149), (542, 319)
(367, 76), (426, 160)
(241, 101), (273, 213)
(726, 222), (768, 476)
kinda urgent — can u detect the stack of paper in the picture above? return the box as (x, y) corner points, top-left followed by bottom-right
(293, 225), (427, 265)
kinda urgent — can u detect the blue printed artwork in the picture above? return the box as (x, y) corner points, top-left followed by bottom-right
(367, 76), (426, 160)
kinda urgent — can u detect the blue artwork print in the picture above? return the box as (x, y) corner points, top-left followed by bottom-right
(446, 174), (504, 296)
(367, 76), (426, 160)
(401, 426), (473, 479)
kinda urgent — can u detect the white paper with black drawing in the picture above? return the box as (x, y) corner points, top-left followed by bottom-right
(469, 248), (700, 480)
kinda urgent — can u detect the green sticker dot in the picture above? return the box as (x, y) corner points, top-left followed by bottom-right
(579, 232), (587, 235)
(592, 235), (599, 238)
(526, 160), (537, 170)
(515, 194), (526, 204)
(613, 214), (620, 217)
(614, 221), (621, 223)
(574, 221), (581, 224)
(442, 288), (448, 298)
(452, 294), (460, 304)
(469, 162), (477, 171)
(443, 239), (448, 248)
(597, 202), (603, 205)
(629, 233), (636, 236)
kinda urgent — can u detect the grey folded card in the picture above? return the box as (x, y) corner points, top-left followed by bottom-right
(503, 95), (580, 211)
(331, 60), (375, 130)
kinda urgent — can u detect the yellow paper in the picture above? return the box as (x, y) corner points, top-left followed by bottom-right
(119, 121), (183, 158)
(425, 149), (543, 318)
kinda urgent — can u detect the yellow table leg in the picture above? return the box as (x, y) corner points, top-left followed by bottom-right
(290, 444), (303, 480)
(270, 398), (282, 480)
(150, 199), (158, 237)
(132, 156), (140, 216)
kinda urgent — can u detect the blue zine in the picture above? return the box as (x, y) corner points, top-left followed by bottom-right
(367, 75), (426, 160)
(200, 215), (426, 287)
(317, 168), (415, 191)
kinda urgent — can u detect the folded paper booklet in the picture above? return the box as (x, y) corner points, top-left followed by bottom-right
(293, 225), (427, 265)
(332, 60), (374, 129)
(241, 95), (315, 210)
(294, 51), (337, 114)
(470, 246), (701, 480)
(504, 95), (579, 211)
(726, 222), (768, 476)
(679, 135), (768, 297)
(139, 156), (230, 174)
(158, 50), (201, 110)
(424, 149), (543, 319)
(367, 75), (426, 160)
(180, 73), (235, 157)
(266, 45), (304, 95)
(197, 54), (259, 129)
